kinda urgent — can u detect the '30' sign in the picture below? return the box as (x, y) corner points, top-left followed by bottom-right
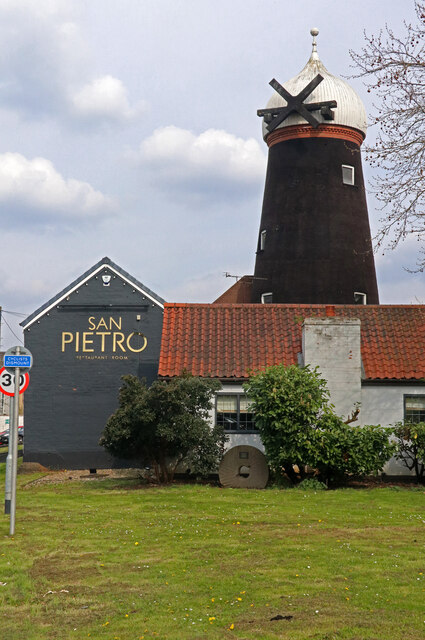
(0, 367), (30, 397)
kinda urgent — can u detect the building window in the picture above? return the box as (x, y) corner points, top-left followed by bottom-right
(354, 291), (367, 305)
(216, 394), (256, 431)
(260, 229), (267, 251)
(261, 292), (273, 304)
(342, 165), (355, 185)
(404, 396), (425, 423)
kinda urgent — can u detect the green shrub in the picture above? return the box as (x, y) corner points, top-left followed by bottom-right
(244, 364), (395, 484)
(100, 374), (225, 483)
(308, 418), (396, 483)
(295, 478), (327, 491)
(392, 422), (425, 481)
(244, 364), (331, 482)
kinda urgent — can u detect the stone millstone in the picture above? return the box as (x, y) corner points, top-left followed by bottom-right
(219, 445), (269, 489)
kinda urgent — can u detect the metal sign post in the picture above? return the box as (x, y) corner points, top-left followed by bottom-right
(9, 359), (20, 536)
(4, 398), (14, 514)
(2, 368), (30, 515)
(2, 346), (32, 535)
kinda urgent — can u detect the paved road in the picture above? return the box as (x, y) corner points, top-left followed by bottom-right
(0, 450), (23, 463)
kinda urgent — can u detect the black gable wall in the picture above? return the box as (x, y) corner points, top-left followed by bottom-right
(23, 264), (164, 469)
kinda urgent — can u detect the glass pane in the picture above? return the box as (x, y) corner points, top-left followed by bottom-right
(239, 396), (252, 411)
(342, 165), (354, 185)
(238, 412), (256, 430)
(405, 409), (425, 423)
(405, 397), (425, 410)
(217, 395), (237, 411)
(217, 412), (239, 429)
(405, 396), (425, 423)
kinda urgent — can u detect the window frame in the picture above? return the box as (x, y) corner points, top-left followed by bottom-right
(342, 164), (355, 186)
(261, 292), (273, 304)
(404, 394), (425, 423)
(260, 229), (267, 251)
(215, 393), (258, 433)
(354, 291), (367, 305)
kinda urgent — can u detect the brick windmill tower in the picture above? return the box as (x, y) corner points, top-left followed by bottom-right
(250, 29), (379, 305)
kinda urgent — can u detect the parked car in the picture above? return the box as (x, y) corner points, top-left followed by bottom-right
(0, 428), (24, 446)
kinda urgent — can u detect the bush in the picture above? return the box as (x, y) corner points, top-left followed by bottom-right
(295, 478), (327, 491)
(244, 364), (331, 482)
(100, 374), (226, 483)
(244, 364), (395, 484)
(392, 422), (425, 481)
(308, 418), (396, 483)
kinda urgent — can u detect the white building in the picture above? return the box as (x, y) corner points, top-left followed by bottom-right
(158, 302), (425, 477)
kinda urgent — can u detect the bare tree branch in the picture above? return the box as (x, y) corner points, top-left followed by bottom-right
(350, 2), (425, 270)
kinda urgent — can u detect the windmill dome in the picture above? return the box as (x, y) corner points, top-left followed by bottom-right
(262, 29), (367, 140)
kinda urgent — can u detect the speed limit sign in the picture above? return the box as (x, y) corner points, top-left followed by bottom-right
(0, 367), (29, 397)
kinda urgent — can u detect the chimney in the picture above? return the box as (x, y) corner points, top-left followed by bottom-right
(302, 317), (361, 420)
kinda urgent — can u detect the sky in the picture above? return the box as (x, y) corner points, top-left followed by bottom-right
(0, 0), (423, 349)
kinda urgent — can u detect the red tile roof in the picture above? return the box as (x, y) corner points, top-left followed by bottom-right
(158, 303), (425, 381)
(213, 276), (254, 303)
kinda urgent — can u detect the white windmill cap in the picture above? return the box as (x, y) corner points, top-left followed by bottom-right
(262, 29), (367, 140)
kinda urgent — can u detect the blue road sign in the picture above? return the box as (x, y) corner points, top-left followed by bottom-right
(4, 355), (32, 368)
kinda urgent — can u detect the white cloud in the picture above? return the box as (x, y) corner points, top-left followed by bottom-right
(0, 0), (69, 17)
(139, 126), (266, 201)
(0, 2), (83, 115)
(71, 75), (146, 122)
(0, 2), (142, 126)
(0, 152), (114, 220)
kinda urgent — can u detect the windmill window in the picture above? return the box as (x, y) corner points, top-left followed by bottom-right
(354, 291), (367, 305)
(260, 229), (267, 251)
(216, 394), (256, 432)
(404, 396), (425, 423)
(342, 165), (355, 185)
(261, 292), (273, 304)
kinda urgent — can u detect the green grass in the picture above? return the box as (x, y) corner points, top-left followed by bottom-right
(0, 444), (23, 454)
(1, 466), (425, 640)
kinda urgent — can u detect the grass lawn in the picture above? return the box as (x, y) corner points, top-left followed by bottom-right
(0, 445), (23, 454)
(1, 466), (425, 640)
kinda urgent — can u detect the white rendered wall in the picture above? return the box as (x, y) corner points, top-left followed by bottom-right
(215, 380), (425, 476)
(359, 384), (424, 427)
(302, 317), (362, 420)
(361, 384), (425, 476)
(226, 432), (264, 453)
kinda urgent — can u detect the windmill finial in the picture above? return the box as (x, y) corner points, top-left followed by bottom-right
(310, 27), (319, 60)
